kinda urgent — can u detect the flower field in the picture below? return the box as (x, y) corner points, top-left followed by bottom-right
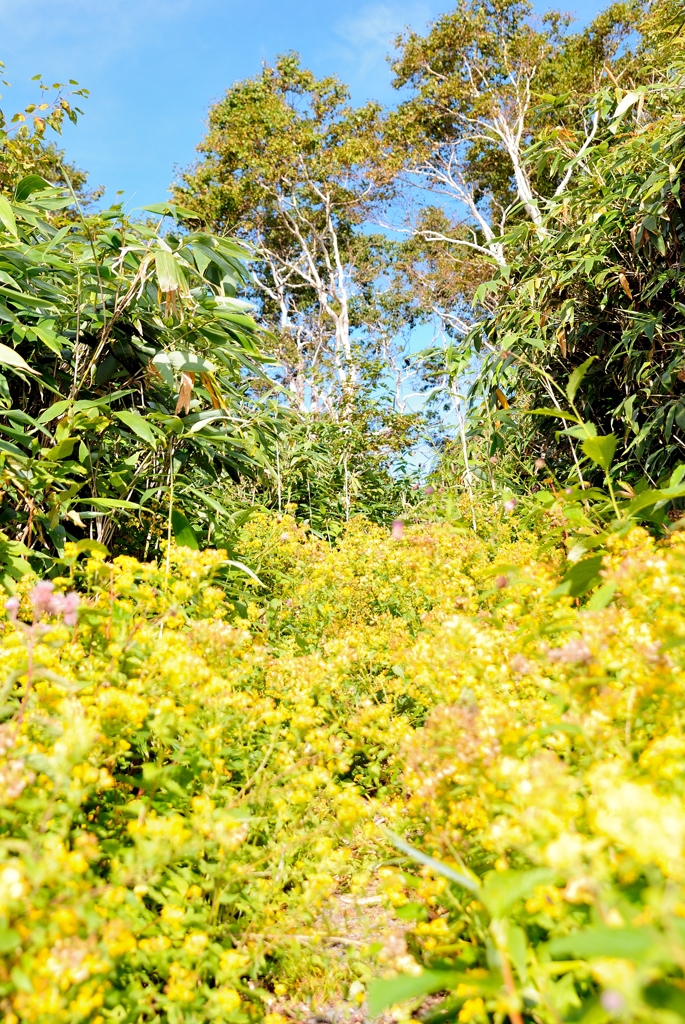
(2, 512), (685, 1023)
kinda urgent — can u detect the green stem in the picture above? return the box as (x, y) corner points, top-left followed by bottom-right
(605, 471), (622, 520)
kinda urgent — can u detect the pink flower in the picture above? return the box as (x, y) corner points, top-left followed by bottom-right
(547, 639), (592, 664)
(391, 520), (405, 540)
(4, 596), (19, 623)
(30, 580), (55, 615)
(534, 458), (545, 470)
(61, 592), (80, 627)
(29, 580), (79, 625)
(495, 575), (509, 589)
(600, 992), (624, 1013)
(425, 486), (435, 496)
(503, 498), (517, 512)
(510, 654), (532, 675)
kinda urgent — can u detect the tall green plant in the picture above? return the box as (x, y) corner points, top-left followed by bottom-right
(440, 65), (685, 491)
(0, 175), (282, 585)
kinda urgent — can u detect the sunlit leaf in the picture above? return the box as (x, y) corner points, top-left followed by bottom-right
(581, 434), (617, 472)
(566, 356), (597, 405)
(0, 342), (38, 375)
(171, 507), (199, 549)
(113, 410), (157, 448)
(0, 195), (17, 237)
(368, 971), (466, 1015)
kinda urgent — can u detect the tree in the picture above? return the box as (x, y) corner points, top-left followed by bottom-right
(0, 168), (282, 580)
(174, 54), (410, 414)
(0, 63), (100, 211)
(462, 64), (685, 486)
(388, 0), (644, 331)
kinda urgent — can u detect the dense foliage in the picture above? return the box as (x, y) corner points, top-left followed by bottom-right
(3, 512), (685, 1023)
(0, 179), (283, 571)
(465, 67), (685, 487)
(3, 3), (685, 1023)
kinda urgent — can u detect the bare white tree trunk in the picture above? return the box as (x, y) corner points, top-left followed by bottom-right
(248, 179), (362, 414)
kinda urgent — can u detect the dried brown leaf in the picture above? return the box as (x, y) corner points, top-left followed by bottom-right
(175, 371), (195, 416)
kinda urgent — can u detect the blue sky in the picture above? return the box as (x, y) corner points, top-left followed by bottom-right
(0, 0), (608, 210)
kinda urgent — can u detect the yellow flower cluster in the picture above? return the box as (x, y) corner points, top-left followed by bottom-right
(370, 526), (685, 1022)
(2, 517), (685, 1022)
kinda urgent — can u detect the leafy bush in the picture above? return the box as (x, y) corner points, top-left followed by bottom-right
(0, 174), (282, 578)
(5, 503), (685, 1021)
(465, 66), (685, 485)
(369, 524), (685, 1023)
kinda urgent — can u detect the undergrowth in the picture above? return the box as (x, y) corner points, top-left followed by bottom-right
(1, 507), (684, 1023)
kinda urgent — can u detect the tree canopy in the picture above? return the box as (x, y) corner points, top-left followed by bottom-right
(175, 55), (407, 412)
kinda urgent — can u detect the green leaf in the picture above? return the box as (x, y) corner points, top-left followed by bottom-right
(394, 902), (430, 922)
(10, 966), (32, 992)
(154, 249), (183, 293)
(152, 350), (217, 380)
(94, 353), (121, 387)
(36, 391), (135, 424)
(586, 582), (617, 610)
(168, 350), (217, 373)
(368, 971), (465, 1015)
(32, 323), (65, 356)
(566, 356), (597, 405)
(225, 559), (265, 587)
(566, 534), (608, 563)
(0, 927), (20, 953)
(0, 438), (25, 457)
(547, 926), (662, 960)
(113, 410), (157, 448)
(382, 829), (480, 893)
(609, 90), (643, 131)
(581, 434), (617, 472)
(187, 412), (228, 433)
(644, 980), (685, 1016)
(561, 422), (598, 441)
(0, 342), (38, 375)
(670, 465), (685, 487)
(507, 924), (528, 981)
(140, 202), (199, 220)
(3, 555), (32, 580)
(0, 195), (18, 238)
(43, 437), (78, 461)
(74, 498), (141, 510)
(0, 284), (50, 308)
(171, 508), (199, 549)
(37, 399), (72, 423)
(527, 408), (581, 422)
(185, 487), (231, 517)
(151, 352), (175, 387)
(0, 304), (19, 325)
(550, 554), (604, 598)
(14, 174), (50, 202)
(625, 484), (685, 517)
(481, 867), (556, 919)
(66, 539), (109, 558)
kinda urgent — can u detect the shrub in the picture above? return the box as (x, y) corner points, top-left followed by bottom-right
(3, 514), (685, 1023)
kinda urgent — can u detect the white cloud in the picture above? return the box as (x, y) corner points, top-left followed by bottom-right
(337, 2), (423, 47)
(333, 1), (432, 97)
(0, 0), (201, 53)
